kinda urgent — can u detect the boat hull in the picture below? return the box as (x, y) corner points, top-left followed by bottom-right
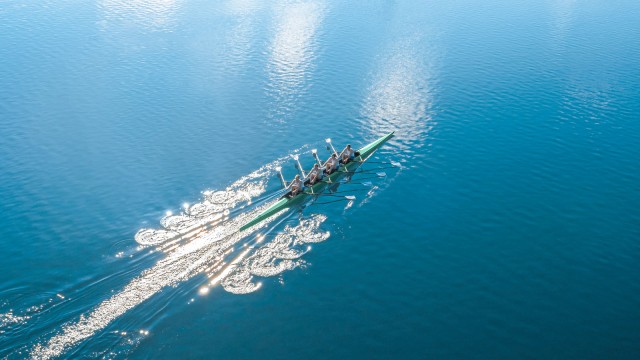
(239, 131), (394, 231)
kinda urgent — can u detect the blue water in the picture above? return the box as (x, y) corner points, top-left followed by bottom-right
(2, 0), (640, 358)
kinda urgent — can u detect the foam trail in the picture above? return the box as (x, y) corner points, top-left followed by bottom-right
(221, 215), (329, 294)
(29, 162), (286, 360)
(135, 161), (281, 247)
(0, 311), (30, 333)
(27, 147), (375, 358)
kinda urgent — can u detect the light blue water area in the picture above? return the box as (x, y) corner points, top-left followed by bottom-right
(1, 0), (639, 358)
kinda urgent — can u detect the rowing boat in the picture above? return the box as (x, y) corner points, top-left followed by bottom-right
(239, 131), (394, 231)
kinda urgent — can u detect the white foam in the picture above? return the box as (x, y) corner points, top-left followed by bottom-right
(221, 214), (329, 294)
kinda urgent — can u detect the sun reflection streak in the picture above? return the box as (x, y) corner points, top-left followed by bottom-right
(266, 1), (325, 122)
(360, 36), (438, 153)
(30, 202), (281, 359)
(29, 162), (282, 359)
(28, 150), (333, 359)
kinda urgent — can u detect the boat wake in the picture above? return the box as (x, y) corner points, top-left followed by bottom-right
(0, 133), (398, 360)
(221, 215), (329, 294)
(23, 154), (341, 359)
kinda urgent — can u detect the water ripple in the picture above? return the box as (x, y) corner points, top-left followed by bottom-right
(265, 1), (326, 123)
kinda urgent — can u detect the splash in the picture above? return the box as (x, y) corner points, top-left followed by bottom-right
(221, 214), (329, 294)
(0, 311), (30, 335)
(134, 164), (274, 247)
(25, 133), (396, 359)
(29, 161), (284, 359)
(28, 153), (336, 359)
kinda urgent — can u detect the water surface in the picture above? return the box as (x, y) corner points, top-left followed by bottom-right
(1, 0), (639, 358)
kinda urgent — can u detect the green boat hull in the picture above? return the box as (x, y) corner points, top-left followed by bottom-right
(239, 131), (394, 231)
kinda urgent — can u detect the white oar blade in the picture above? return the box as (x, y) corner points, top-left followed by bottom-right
(345, 195), (356, 200)
(376, 172), (386, 177)
(362, 181), (372, 187)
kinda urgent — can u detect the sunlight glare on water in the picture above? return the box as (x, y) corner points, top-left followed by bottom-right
(266, 1), (325, 122)
(29, 160), (336, 359)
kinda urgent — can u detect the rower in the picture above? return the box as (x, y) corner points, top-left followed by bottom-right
(324, 153), (339, 175)
(339, 144), (355, 164)
(305, 163), (323, 185)
(288, 174), (303, 197)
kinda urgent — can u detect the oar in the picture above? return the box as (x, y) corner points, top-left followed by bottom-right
(362, 166), (396, 172)
(343, 169), (388, 176)
(347, 174), (386, 182)
(329, 188), (369, 194)
(325, 138), (339, 156)
(346, 181), (373, 186)
(275, 166), (288, 188)
(311, 149), (323, 166)
(312, 195), (356, 205)
(319, 173), (337, 184)
(359, 160), (401, 166)
(314, 194), (356, 200)
(292, 155), (307, 178)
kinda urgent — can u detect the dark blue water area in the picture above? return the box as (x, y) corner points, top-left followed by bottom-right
(1, 0), (640, 358)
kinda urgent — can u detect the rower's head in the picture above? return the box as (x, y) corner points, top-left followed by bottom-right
(313, 164), (319, 168)
(347, 144), (351, 149)
(331, 153), (337, 158)
(294, 174), (300, 179)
